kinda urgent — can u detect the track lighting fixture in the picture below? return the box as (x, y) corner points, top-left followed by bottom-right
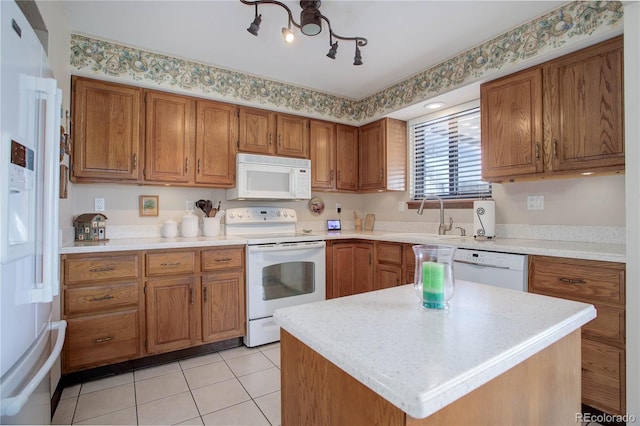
(241, 0), (368, 65)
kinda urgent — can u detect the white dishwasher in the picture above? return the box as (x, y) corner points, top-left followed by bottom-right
(454, 248), (528, 292)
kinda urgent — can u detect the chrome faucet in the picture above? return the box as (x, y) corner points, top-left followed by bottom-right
(417, 195), (453, 235)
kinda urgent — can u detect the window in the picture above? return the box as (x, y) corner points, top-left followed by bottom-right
(410, 102), (491, 201)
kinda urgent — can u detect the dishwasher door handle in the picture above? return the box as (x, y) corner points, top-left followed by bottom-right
(454, 259), (511, 270)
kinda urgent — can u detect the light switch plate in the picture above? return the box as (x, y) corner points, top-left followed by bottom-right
(527, 195), (544, 210)
(94, 198), (105, 212)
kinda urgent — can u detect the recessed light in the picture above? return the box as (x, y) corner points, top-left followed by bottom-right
(424, 102), (445, 110)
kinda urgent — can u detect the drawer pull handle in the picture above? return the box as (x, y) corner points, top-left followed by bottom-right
(559, 277), (586, 284)
(203, 286), (208, 302)
(214, 258), (232, 262)
(160, 262), (182, 267)
(89, 266), (115, 273)
(93, 336), (113, 344)
(90, 295), (114, 302)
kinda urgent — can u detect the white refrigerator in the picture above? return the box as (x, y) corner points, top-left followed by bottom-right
(0, 1), (66, 424)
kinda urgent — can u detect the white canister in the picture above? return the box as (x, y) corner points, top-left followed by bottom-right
(162, 219), (178, 238)
(202, 217), (221, 237)
(181, 212), (199, 237)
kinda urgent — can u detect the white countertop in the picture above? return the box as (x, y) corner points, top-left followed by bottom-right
(273, 281), (596, 419)
(59, 230), (626, 262)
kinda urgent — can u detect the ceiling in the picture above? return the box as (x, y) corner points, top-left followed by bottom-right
(64, 1), (566, 118)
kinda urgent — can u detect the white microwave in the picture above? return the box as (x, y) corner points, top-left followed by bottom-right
(226, 154), (311, 200)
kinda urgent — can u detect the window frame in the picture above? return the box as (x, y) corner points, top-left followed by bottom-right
(407, 100), (491, 209)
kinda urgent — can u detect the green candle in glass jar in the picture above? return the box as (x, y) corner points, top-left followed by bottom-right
(422, 261), (445, 308)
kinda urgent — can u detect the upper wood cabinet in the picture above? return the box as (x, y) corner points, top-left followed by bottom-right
(481, 67), (543, 180)
(544, 36), (624, 172)
(195, 100), (237, 187)
(310, 120), (335, 190)
(481, 36), (624, 181)
(71, 77), (143, 183)
(358, 118), (407, 192)
(238, 107), (276, 154)
(310, 121), (359, 192)
(277, 113), (309, 158)
(335, 124), (359, 191)
(238, 106), (309, 158)
(144, 91), (194, 184)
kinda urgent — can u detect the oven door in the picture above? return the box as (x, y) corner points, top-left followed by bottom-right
(246, 240), (326, 319)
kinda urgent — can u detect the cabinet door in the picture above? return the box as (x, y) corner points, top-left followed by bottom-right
(545, 36), (624, 172)
(202, 271), (245, 343)
(582, 339), (626, 415)
(481, 67), (543, 180)
(375, 264), (402, 290)
(196, 100), (237, 186)
(145, 277), (197, 354)
(145, 91), (194, 183)
(277, 114), (309, 158)
(359, 120), (385, 191)
(335, 124), (359, 191)
(310, 120), (336, 190)
(238, 107), (276, 154)
(71, 77), (142, 182)
(332, 243), (373, 297)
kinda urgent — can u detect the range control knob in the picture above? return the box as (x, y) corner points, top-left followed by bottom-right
(290, 211), (296, 218)
(283, 211), (288, 217)
(228, 212), (235, 219)
(238, 212), (244, 218)
(276, 210), (281, 217)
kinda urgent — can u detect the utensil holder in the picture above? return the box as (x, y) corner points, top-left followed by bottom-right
(202, 217), (221, 237)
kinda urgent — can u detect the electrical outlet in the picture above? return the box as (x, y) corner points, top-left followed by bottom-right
(185, 200), (195, 212)
(527, 195), (544, 210)
(336, 203), (342, 214)
(94, 198), (105, 212)
(398, 201), (406, 212)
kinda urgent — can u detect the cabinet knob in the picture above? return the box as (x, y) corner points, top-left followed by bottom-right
(330, 169), (335, 182)
(185, 158), (189, 173)
(132, 153), (137, 170)
(535, 143), (540, 160)
(203, 286), (208, 303)
(553, 140), (558, 159)
(278, 134), (282, 147)
(337, 170), (341, 182)
(379, 169), (384, 181)
(197, 159), (201, 174)
(269, 133), (272, 146)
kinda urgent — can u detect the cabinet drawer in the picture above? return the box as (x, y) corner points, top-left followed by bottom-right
(376, 243), (402, 265)
(64, 310), (140, 372)
(65, 254), (140, 284)
(583, 304), (625, 346)
(65, 283), (139, 315)
(528, 256), (624, 305)
(146, 251), (196, 276)
(201, 248), (243, 271)
(582, 339), (626, 415)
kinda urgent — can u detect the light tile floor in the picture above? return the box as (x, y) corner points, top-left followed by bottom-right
(52, 343), (281, 426)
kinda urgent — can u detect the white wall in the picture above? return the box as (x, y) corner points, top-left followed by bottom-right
(623, 1), (639, 421)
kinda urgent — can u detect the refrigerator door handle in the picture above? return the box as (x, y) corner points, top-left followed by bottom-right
(0, 320), (67, 416)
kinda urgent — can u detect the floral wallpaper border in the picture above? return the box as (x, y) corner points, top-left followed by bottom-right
(70, 1), (623, 123)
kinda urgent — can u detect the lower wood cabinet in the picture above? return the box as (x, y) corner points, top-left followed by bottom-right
(145, 276), (198, 354)
(375, 242), (403, 290)
(61, 246), (245, 373)
(528, 255), (626, 415)
(61, 251), (144, 373)
(326, 241), (373, 298)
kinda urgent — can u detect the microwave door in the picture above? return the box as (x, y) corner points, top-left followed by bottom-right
(243, 163), (294, 199)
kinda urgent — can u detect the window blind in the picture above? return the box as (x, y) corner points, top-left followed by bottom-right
(411, 106), (491, 200)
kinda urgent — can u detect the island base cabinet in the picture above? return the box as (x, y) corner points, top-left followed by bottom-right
(280, 329), (581, 426)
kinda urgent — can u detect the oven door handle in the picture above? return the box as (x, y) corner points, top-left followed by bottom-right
(248, 241), (325, 252)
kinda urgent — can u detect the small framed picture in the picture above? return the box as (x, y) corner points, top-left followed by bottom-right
(327, 219), (341, 231)
(139, 195), (159, 217)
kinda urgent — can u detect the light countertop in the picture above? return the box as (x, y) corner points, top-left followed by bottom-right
(273, 281), (596, 419)
(59, 230), (625, 262)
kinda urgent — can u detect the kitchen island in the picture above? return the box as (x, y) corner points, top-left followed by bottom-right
(274, 281), (596, 425)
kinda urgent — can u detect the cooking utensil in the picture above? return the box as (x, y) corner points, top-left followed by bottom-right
(196, 199), (214, 217)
